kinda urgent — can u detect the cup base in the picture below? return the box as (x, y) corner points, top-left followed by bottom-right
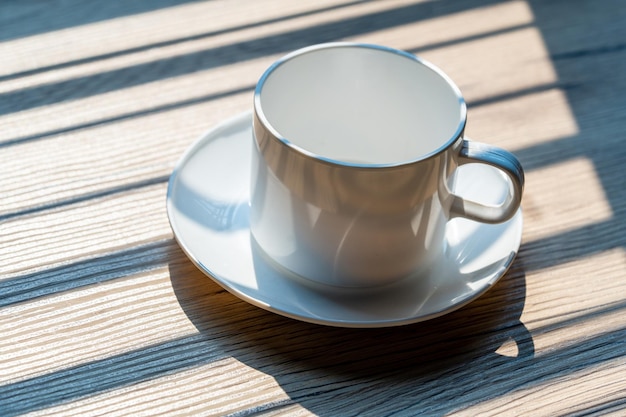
(250, 232), (442, 292)
(166, 111), (523, 327)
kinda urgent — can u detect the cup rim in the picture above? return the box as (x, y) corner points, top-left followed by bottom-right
(254, 42), (468, 169)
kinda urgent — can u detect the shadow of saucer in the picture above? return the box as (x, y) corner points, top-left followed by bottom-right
(168, 242), (532, 415)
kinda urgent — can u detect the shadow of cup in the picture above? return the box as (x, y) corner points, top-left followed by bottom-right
(168, 242), (532, 412)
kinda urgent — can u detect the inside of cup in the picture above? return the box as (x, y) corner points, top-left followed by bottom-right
(257, 44), (466, 165)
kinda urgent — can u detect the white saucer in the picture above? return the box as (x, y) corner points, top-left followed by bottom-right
(166, 112), (523, 328)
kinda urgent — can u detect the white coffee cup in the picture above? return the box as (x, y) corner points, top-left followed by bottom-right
(250, 43), (524, 288)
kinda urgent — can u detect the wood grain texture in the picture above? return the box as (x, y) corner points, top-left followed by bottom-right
(1, 0), (625, 416)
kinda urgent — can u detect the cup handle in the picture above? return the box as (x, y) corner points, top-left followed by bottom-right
(449, 139), (524, 223)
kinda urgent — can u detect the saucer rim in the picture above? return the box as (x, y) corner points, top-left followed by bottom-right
(166, 111), (523, 328)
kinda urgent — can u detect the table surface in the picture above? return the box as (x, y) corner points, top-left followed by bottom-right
(1, 1), (625, 416)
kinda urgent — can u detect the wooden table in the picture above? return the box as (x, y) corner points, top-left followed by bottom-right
(1, 1), (625, 415)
